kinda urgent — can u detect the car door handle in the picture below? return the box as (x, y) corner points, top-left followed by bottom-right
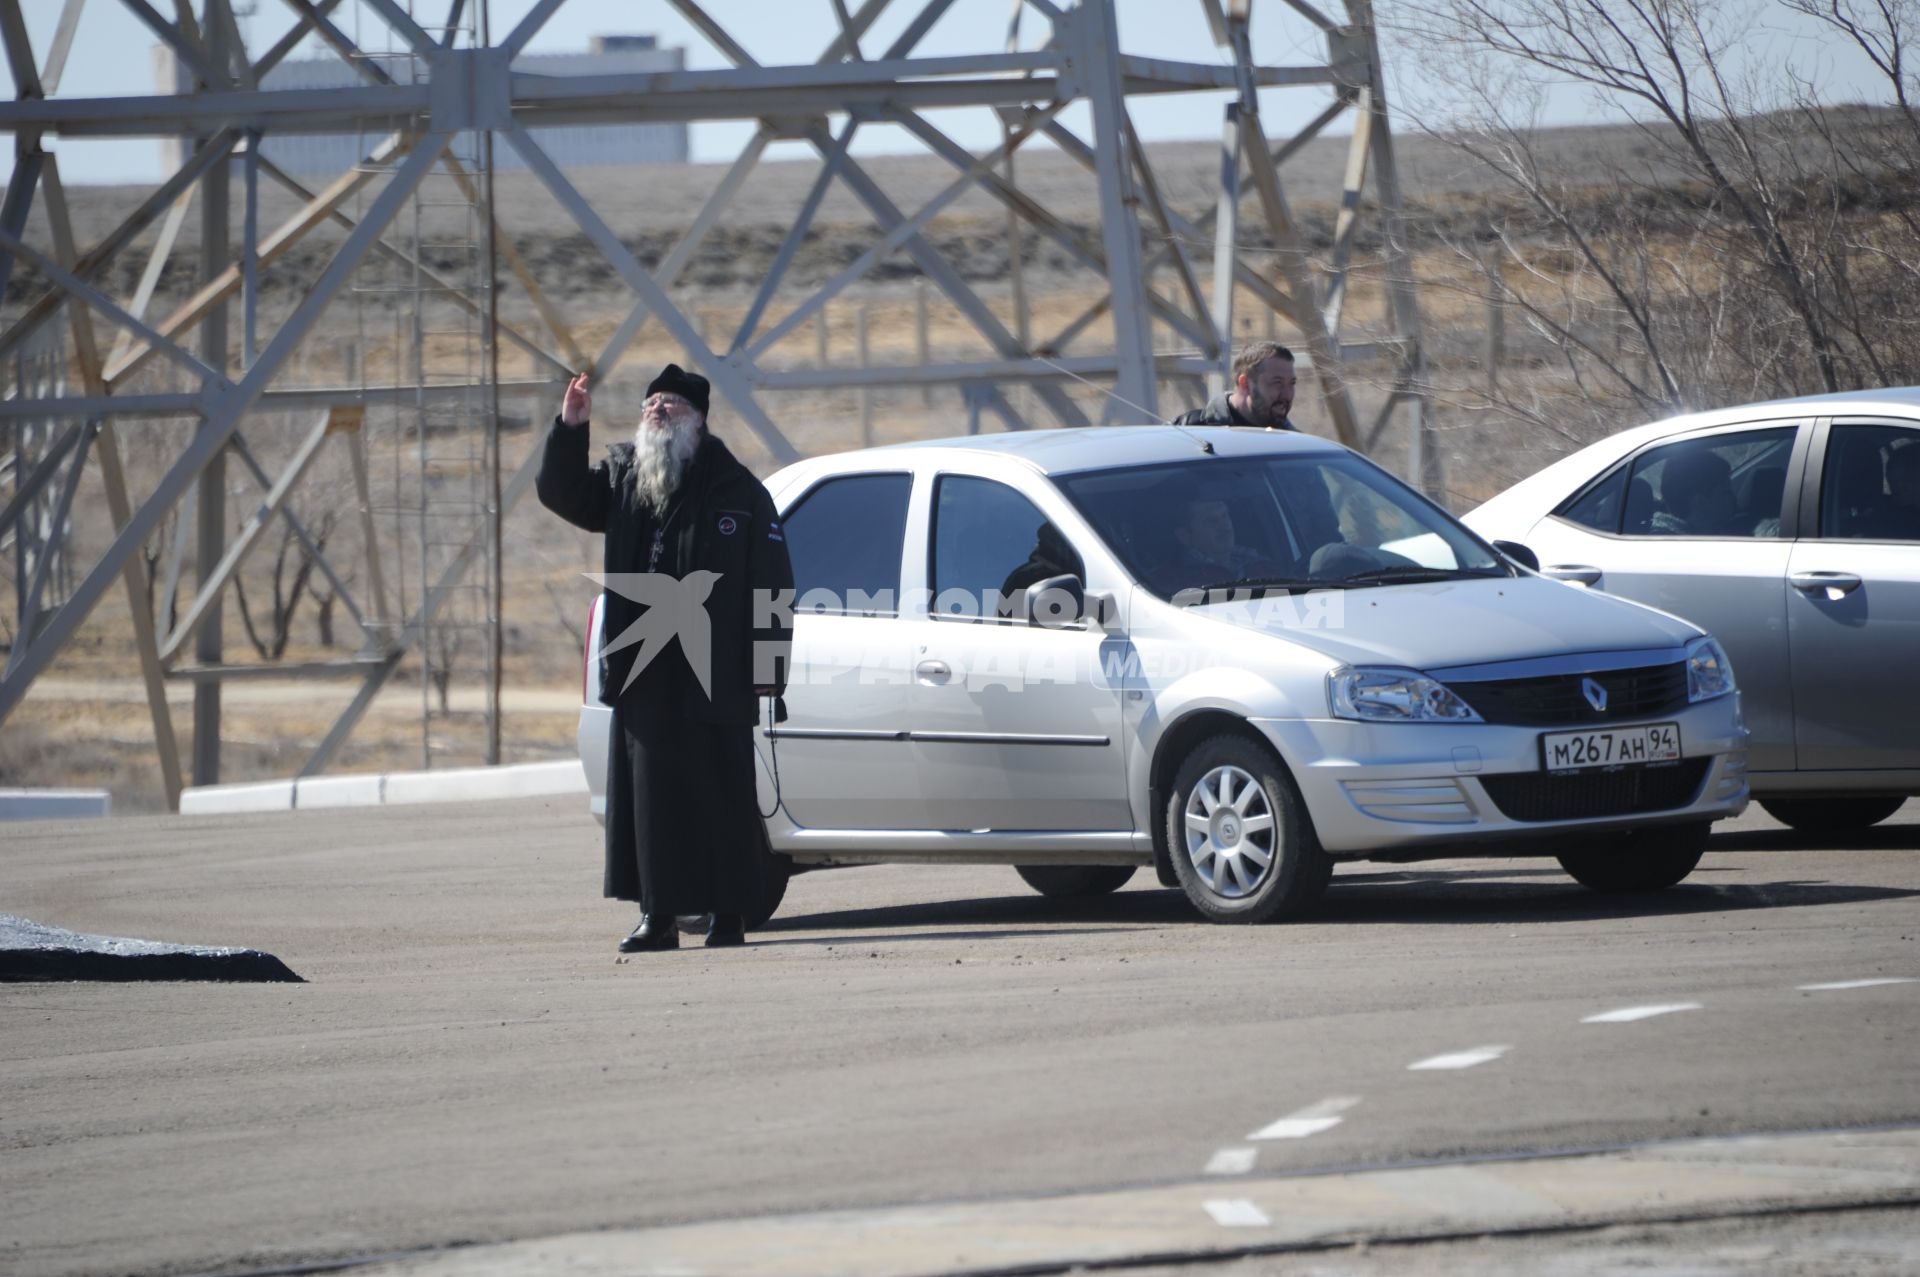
(915, 659), (952, 683)
(1790, 570), (1862, 597)
(1543, 564), (1602, 586)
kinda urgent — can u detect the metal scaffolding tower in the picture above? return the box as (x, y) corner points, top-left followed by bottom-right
(0, 0), (1433, 810)
(342, 0), (504, 773)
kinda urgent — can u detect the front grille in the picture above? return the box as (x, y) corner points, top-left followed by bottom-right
(1479, 759), (1710, 822)
(1446, 662), (1689, 727)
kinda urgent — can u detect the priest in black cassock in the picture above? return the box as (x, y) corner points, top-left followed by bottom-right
(536, 364), (793, 952)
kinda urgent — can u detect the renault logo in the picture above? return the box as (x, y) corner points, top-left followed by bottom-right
(1581, 677), (1610, 713)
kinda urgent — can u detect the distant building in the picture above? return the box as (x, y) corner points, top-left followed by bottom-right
(156, 35), (689, 175)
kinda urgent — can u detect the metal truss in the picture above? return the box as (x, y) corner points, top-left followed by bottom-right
(0, 0), (1432, 808)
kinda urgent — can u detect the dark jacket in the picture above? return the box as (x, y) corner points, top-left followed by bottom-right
(1170, 392), (1295, 430)
(536, 418), (793, 724)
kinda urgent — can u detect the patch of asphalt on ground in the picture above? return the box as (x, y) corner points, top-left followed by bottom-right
(1125, 1204), (1920, 1276)
(0, 913), (302, 983)
(0, 798), (1914, 1277)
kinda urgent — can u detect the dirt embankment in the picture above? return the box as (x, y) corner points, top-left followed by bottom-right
(12, 160), (1904, 309)
(14, 116), (1861, 306)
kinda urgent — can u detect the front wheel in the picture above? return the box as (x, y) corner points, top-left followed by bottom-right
(1557, 822), (1709, 892)
(1166, 734), (1331, 924)
(1015, 865), (1137, 898)
(746, 822), (792, 929)
(1760, 796), (1907, 832)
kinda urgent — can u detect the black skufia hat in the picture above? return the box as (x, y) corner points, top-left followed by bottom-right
(646, 363), (710, 416)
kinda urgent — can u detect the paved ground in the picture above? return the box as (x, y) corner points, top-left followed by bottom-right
(2, 798), (1916, 1276)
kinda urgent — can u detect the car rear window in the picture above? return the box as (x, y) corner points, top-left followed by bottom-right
(782, 472), (911, 615)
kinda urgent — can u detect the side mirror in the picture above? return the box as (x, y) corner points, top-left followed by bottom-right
(1492, 540), (1539, 572)
(1023, 573), (1086, 628)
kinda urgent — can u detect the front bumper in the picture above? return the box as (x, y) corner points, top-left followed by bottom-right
(1251, 695), (1749, 858)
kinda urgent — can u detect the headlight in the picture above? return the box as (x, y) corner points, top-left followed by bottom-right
(1329, 666), (1483, 723)
(1685, 635), (1736, 702)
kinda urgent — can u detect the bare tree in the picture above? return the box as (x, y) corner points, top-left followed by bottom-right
(1387, 0), (1919, 457)
(232, 510), (337, 662)
(427, 625), (463, 716)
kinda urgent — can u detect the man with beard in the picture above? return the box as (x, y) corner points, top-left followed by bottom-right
(1171, 342), (1298, 430)
(537, 364), (793, 952)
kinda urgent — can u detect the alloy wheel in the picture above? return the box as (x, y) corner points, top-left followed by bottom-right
(1182, 763), (1277, 899)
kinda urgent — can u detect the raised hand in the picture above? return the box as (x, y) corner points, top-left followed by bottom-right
(560, 372), (592, 427)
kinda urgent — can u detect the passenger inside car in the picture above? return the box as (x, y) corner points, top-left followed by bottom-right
(1157, 481), (1285, 588)
(1650, 450), (1739, 535)
(1849, 439), (1920, 541)
(999, 520), (1086, 614)
(1623, 474), (1659, 534)
(1885, 443), (1920, 539)
(1739, 464), (1787, 537)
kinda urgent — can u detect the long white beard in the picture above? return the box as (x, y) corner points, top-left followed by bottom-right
(633, 416), (700, 514)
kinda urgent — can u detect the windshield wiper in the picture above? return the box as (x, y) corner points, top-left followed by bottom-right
(1339, 565), (1507, 586)
(1180, 576), (1357, 600)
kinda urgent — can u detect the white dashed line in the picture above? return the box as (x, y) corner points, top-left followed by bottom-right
(1246, 1095), (1361, 1141)
(1408, 1044), (1511, 1071)
(1582, 1002), (1703, 1024)
(1204, 1147), (1258, 1176)
(1204, 1198), (1271, 1227)
(1798, 978), (1916, 991)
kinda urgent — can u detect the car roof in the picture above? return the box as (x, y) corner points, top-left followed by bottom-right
(785, 424), (1343, 481)
(1617, 385), (1920, 442)
(1713, 385), (1920, 416)
(1463, 385), (1920, 526)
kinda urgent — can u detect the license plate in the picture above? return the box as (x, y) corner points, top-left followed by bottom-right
(1539, 722), (1682, 772)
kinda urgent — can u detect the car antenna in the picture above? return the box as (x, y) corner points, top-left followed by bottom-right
(1030, 354), (1217, 455)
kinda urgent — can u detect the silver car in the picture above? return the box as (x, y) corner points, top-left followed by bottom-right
(580, 426), (1749, 925)
(1463, 388), (1919, 834)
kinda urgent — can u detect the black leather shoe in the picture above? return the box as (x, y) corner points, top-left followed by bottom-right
(618, 915), (679, 953)
(704, 913), (746, 948)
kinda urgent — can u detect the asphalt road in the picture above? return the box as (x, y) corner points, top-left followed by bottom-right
(3, 797), (1916, 1276)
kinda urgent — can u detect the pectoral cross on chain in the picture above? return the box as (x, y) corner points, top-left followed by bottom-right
(647, 526), (667, 573)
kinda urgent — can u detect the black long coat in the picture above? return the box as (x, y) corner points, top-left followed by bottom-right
(535, 420), (794, 720)
(536, 419), (794, 910)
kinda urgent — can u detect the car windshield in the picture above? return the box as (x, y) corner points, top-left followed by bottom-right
(1054, 451), (1508, 601)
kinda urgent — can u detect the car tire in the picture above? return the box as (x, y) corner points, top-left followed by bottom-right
(1759, 796), (1907, 832)
(1014, 865), (1137, 898)
(1557, 821), (1709, 892)
(1166, 734), (1331, 924)
(746, 828), (792, 930)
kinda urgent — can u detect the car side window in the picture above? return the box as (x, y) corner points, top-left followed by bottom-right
(1555, 461), (1629, 534)
(1623, 427), (1796, 539)
(1821, 424), (1920, 542)
(782, 472), (912, 615)
(931, 475), (1084, 623)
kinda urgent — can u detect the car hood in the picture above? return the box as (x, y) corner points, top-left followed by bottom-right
(1185, 574), (1701, 672)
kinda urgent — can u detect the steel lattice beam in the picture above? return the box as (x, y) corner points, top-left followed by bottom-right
(0, 0), (1432, 804)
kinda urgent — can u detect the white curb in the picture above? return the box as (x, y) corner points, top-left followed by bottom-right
(179, 781), (294, 815)
(180, 760), (586, 816)
(293, 774), (387, 810)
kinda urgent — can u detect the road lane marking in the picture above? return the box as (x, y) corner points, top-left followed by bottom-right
(1204, 1198), (1271, 1227)
(1204, 1147), (1257, 1176)
(1582, 1002), (1703, 1023)
(1408, 1044), (1510, 1071)
(1247, 1095), (1360, 1141)
(1798, 978), (1916, 991)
